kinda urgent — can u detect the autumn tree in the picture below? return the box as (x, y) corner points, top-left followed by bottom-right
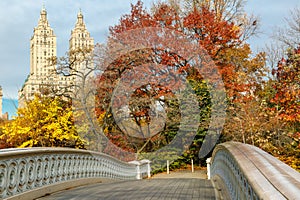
(0, 95), (85, 148)
(271, 48), (300, 122)
(269, 8), (300, 140)
(165, 1), (267, 150)
(275, 8), (300, 48)
(94, 0), (266, 167)
(181, 0), (246, 21)
(258, 8), (300, 170)
(42, 44), (105, 152)
(266, 8), (300, 70)
(170, 0), (259, 41)
(266, 46), (299, 169)
(0, 118), (10, 149)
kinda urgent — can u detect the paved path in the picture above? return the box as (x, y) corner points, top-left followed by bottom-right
(36, 170), (217, 200)
(152, 169), (207, 179)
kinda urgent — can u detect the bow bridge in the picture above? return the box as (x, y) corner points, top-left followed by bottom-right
(0, 142), (299, 200)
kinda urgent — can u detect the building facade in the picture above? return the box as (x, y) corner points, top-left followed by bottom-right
(18, 7), (94, 106)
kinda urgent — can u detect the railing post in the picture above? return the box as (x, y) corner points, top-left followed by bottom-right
(136, 163), (141, 180)
(128, 160), (141, 179)
(191, 159), (194, 173)
(167, 160), (170, 174)
(146, 160), (151, 178)
(206, 157), (211, 180)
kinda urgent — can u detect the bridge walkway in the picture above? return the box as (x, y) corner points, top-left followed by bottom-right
(35, 170), (219, 200)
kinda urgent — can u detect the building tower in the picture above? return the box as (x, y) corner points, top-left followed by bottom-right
(69, 10), (94, 72)
(30, 6), (57, 78)
(19, 7), (95, 106)
(19, 6), (58, 105)
(69, 10), (94, 51)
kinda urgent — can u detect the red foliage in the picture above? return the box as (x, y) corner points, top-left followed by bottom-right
(95, 1), (249, 153)
(271, 46), (300, 122)
(183, 7), (240, 56)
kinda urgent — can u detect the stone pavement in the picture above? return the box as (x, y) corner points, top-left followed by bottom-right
(36, 170), (217, 200)
(151, 169), (207, 179)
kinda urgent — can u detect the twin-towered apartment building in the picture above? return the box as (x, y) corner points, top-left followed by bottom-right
(18, 6), (94, 106)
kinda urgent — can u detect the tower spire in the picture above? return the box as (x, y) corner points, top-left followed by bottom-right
(42, 1), (45, 11)
(37, 2), (49, 27)
(75, 9), (85, 28)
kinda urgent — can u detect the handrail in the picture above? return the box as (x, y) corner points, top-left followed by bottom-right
(209, 142), (300, 200)
(0, 147), (151, 199)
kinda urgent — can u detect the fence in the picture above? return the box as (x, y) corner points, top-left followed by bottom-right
(208, 142), (300, 200)
(0, 148), (150, 199)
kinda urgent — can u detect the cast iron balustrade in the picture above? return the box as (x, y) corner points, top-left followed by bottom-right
(208, 142), (300, 200)
(2, 142), (300, 200)
(0, 148), (150, 199)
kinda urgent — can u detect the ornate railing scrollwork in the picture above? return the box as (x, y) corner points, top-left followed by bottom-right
(0, 148), (151, 199)
(208, 142), (300, 200)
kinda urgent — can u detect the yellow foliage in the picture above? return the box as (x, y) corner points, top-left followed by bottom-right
(98, 112), (106, 125)
(0, 95), (86, 148)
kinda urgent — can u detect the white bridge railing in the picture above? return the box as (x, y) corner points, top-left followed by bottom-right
(208, 142), (300, 200)
(0, 148), (151, 199)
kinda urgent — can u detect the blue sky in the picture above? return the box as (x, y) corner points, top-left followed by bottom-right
(0, 0), (299, 117)
(3, 98), (18, 118)
(245, 0), (300, 51)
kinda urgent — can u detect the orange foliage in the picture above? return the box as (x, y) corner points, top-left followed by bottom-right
(271, 46), (300, 123)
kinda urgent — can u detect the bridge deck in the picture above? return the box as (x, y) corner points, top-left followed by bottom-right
(36, 170), (217, 200)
